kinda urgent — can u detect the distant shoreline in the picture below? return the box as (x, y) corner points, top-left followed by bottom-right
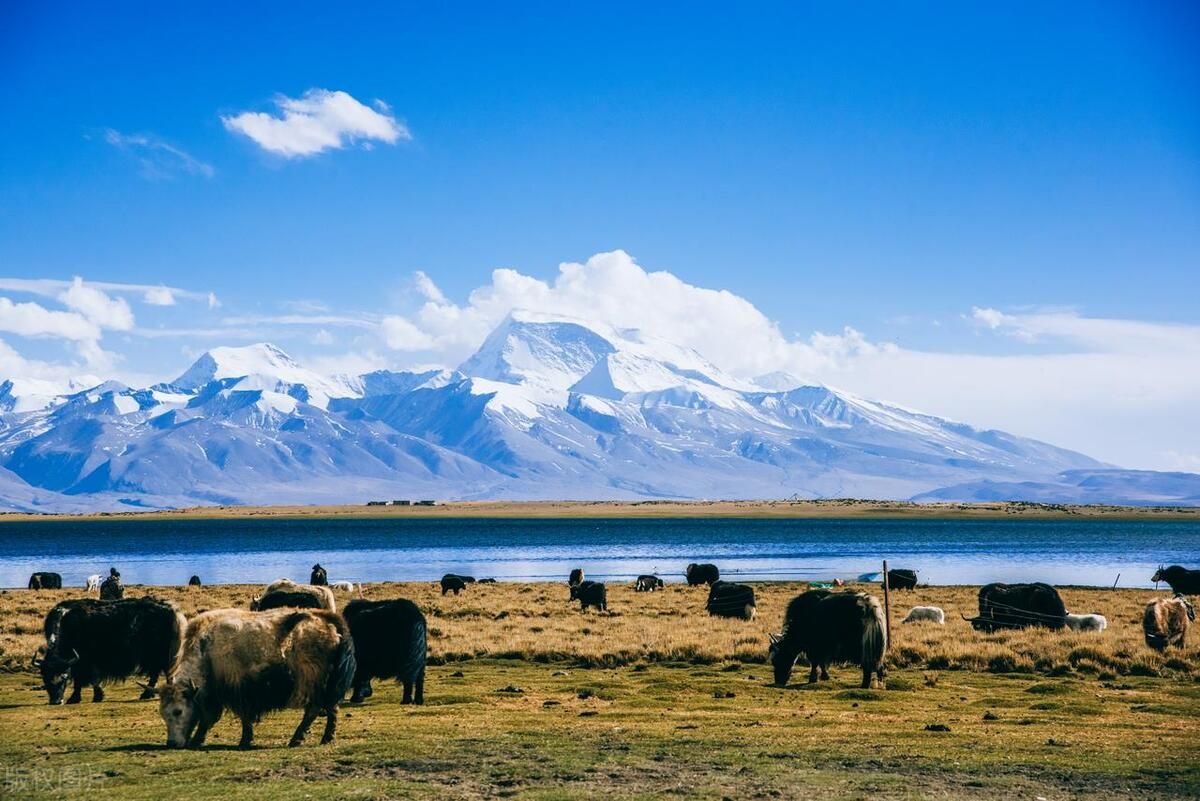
(3, 498), (1199, 522)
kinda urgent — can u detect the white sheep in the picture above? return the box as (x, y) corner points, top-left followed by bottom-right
(86, 574), (102, 593)
(1064, 612), (1107, 632)
(901, 606), (945, 625)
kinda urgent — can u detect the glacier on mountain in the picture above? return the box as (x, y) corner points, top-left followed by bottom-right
(0, 311), (1195, 511)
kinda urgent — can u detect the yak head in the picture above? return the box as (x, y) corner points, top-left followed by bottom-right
(767, 632), (795, 687)
(159, 678), (201, 748)
(1151, 565), (1166, 583)
(961, 613), (993, 633)
(33, 648), (78, 705)
(568, 584), (580, 602)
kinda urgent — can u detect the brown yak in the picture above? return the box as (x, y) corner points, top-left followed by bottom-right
(1143, 595), (1195, 652)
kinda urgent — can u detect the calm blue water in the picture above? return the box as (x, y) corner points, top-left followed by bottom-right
(0, 517), (1195, 589)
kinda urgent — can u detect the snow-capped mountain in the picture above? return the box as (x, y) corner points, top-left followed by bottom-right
(0, 312), (1195, 511)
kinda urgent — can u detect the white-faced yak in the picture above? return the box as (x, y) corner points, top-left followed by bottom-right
(963, 582), (1067, 632)
(35, 596), (185, 704)
(570, 580), (607, 611)
(769, 590), (887, 689)
(251, 578), (336, 612)
(568, 568), (585, 587)
(1143, 595), (1194, 651)
(158, 607), (355, 749)
(1152, 565), (1200, 596)
(342, 598), (427, 705)
(685, 563), (720, 586)
(706, 581), (756, 620)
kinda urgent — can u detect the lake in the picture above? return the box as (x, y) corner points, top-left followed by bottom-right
(1, 516), (1196, 589)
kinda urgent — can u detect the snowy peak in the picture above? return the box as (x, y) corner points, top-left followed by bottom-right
(171, 343), (360, 409)
(457, 313), (617, 391)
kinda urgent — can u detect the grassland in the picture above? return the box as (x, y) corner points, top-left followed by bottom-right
(1, 582), (1197, 799)
(3, 498), (1199, 522)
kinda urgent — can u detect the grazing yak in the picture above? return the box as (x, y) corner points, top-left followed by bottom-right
(963, 582), (1066, 632)
(310, 564), (328, 586)
(188, 575), (202, 587)
(1064, 613), (1107, 632)
(568, 568), (585, 587)
(440, 574), (467, 596)
(158, 607), (355, 749)
(685, 563), (720, 586)
(635, 575), (664, 592)
(769, 590), (887, 689)
(86, 574), (102, 592)
(1152, 565), (1200, 596)
(35, 596), (185, 704)
(570, 580), (607, 612)
(1143, 595), (1194, 651)
(901, 606), (945, 625)
(329, 580), (355, 592)
(28, 572), (62, 590)
(342, 598), (427, 705)
(100, 568), (124, 600)
(706, 581), (756, 620)
(42, 598), (107, 648)
(884, 569), (918, 591)
(477, 578), (497, 584)
(251, 579), (336, 613)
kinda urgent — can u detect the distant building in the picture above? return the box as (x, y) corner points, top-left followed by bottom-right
(415, 499), (437, 506)
(366, 500), (387, 506)
(392, 500), (411, 506)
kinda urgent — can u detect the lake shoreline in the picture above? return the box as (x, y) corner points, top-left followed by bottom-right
(3, 497), (1200, 522)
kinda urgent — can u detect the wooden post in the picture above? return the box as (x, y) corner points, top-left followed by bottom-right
(881, 559), (891, 645)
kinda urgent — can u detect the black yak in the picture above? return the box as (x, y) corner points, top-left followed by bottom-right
(706, 581), (756, 620)
(100, 575), (125, 600)
(42, 598), (106, 648)
(1152, 565), (1200, 596)
(883, 569), (918, 591)
(440, 574), (467, 596)
(568, 568), (585, 587)
(635, 574), (664, 592)
(158, 607), (355, 749)
(310, 564), (328, 586)
(964, 582), (1066, 632)
(188, 575), (202, 587)
(251, 579), (336, 612)
(28, 572), (62, 590)
(685, 563), (720, 586)
(769, 590), (887, 689)
(1143, 595), (1194, 651)
(570, 581), (607, 611)
(35, 596), (185, 704)
(342, 598), (427, 705)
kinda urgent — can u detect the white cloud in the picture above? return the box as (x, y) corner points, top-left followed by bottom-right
(102, 128), (214, 179)
(312, 329), (335, 346)
(143, 286), (176, 306)
(58, 277), (135, 331)
(0, 278), (215, 306)
(221, 89), (410, 159)
(0, 296), (99, 341)
(380, 315), (435, 351)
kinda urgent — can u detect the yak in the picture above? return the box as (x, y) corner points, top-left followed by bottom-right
(769, 590), (888, 689)
(706, 581), (756, 620)
(42, 598), (107, 648)
(477, 578), (497, 584)
(158, 607), (355, 749)
(568, 568), (585, 587)
(635, 574), (664, 592)
(342, 598), (427, 705)
(188, 575), (202, 587)
(1143, 595), (1194, 651)
(28, 572), (62, 590)
(901, 606), (945, 625)
(251, 579), (336, 612)
(35, 596), (185, 705)
(86, 574), (102, 592)
(883, 569), (918, 591)
(685, 563), (720, 586)
(440, 574), (467, 596)
(100, 576), (125, 600)
(310, 564), (328, 586)
(1152, 565), (1200, 596)
(964, 582), (1066, 632)
(570, 580), (607, 612)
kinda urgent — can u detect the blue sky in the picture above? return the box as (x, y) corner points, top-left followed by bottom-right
(1, 2), (1198, 469)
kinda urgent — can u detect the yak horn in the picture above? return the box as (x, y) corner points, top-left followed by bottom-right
(960, 613), (976, 622)
(68, 649), (80, 665)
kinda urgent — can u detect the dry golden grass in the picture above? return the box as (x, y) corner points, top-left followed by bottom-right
(2, 581), (1196, 678)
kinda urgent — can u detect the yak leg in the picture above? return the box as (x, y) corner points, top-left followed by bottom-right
(807, 662), (819, 684)
(188, 709), (222, 749)
(92, 683), (105, 702)
(819, 663), (830, 681)
(139, 672), (159, 700)
(66, 675), (85, 704)
(401, 679), (413, 705)
(289, 706), (320, 747)
(414, 671), (425, 705)
(861, 666), (872, 689)
(319, 706), (338, 745)
(236, 718), (254, 750)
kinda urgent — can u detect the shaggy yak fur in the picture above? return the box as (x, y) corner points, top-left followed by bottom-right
(769, 590), (888, 690)
(685, 563), (720, 586)
(568, 569), (585, 587)
(883, 569), (918, 591)
(1152, 565), (1200, 596)
(635, 574), (664, 592)
(570, 581), (607, 612)
(440, 574), (467, 595)
(964, 582), (1066, 632)
(158, 607), (355, 749)
(705, 581), (757, 620)
(250, 579), (336, 613)
(342, 598), (427, 705)
(1143, 595), (1195, 651)
(28, 572), (63, 590)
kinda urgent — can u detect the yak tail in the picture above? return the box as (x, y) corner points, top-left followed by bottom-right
(325, 629), (357, 707)
(860, 594), (887, 669)
(744, 604), (757, 621)
(399, 618), (428, 684)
